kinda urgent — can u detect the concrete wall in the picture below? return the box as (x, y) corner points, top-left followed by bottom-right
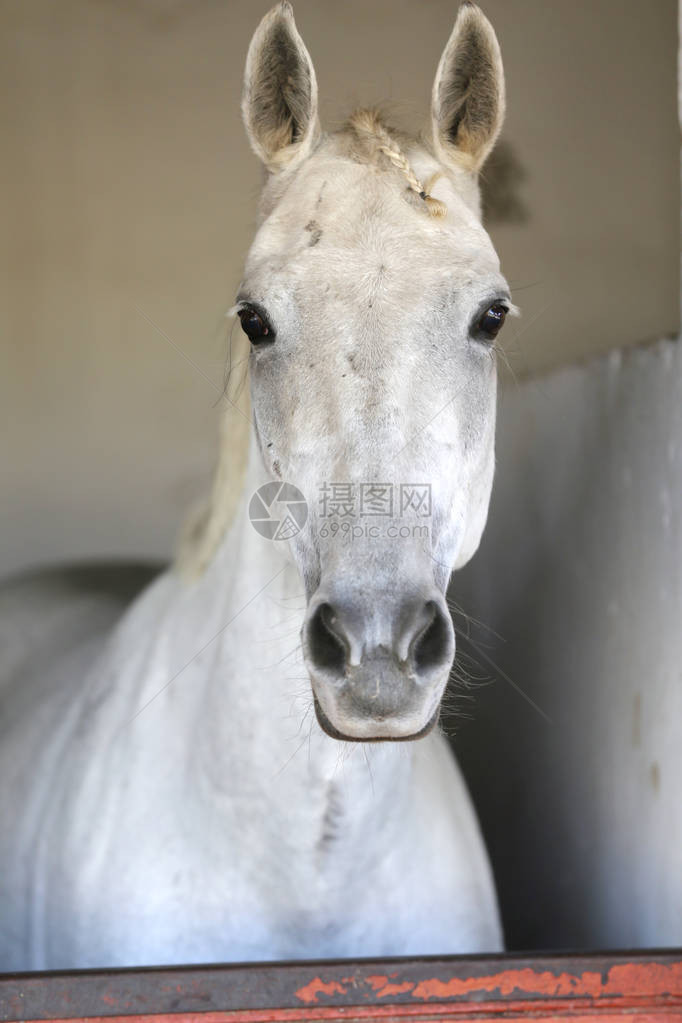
(1, 0), (678, 577)
(451, 337), (682, 950)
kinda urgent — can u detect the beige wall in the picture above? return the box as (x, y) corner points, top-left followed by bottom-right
(1, 0), (679, 576)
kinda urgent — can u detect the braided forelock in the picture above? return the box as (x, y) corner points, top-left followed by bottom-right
(346, 109), (447, 218)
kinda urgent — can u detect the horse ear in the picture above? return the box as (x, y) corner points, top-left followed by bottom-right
(242, 2), (320, 173)
(431, 2), (505, 173)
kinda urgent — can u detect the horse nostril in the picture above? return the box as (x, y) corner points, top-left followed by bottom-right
(306, 593), (454, 683)
(410, 600), (452, 674)
(307, 602), (347, 675)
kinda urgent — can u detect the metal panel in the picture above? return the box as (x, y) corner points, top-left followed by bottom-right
(1, 950), (681, 1021)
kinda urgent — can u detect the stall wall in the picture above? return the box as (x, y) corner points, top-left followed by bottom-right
(1, 0), (680, 955)
(452, 337), (682, 950)
(1, 0), (678, 578)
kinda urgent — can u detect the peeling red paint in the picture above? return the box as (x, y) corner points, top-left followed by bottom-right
(294, 959), (682, 1007)
(4, 953), (681, 1022)
(294, 977), (349, 1004)
(410, 960), (682, 1001)
(365, 975), (389, 991)
(607, 960), (682, 995)
(411, 966), (596, 1001)
(11, 1003), (682, 1023)
(364, 975), (415, 999)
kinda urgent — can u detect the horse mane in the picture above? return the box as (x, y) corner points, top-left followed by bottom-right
(175, 334), (251, 580)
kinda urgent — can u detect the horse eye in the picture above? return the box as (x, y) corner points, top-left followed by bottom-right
(476, 303), (507, 341)
(238, 305), (272, 343)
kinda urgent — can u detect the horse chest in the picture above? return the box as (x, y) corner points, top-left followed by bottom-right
(41, 760), (412, 965)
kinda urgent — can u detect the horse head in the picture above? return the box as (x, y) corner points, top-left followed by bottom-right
(239, 2), (511, 741)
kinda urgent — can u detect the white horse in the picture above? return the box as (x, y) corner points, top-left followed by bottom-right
(0, 2), (512, 969)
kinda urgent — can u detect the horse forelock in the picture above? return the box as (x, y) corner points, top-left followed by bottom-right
(341, 109), (448, 218)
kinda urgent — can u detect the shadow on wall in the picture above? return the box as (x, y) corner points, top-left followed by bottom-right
(481, 139), (529, 226)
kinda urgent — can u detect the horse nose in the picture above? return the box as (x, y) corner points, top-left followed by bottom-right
(303, 588), (455, 739)
(304, 590), (454, 682)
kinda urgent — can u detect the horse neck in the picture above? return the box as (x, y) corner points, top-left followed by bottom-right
(158, 433), (416, 833)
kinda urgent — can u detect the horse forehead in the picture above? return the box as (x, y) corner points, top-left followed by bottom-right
(255, 155), (497, 285)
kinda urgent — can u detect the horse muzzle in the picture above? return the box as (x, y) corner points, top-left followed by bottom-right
(302, 585), (455, 741)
